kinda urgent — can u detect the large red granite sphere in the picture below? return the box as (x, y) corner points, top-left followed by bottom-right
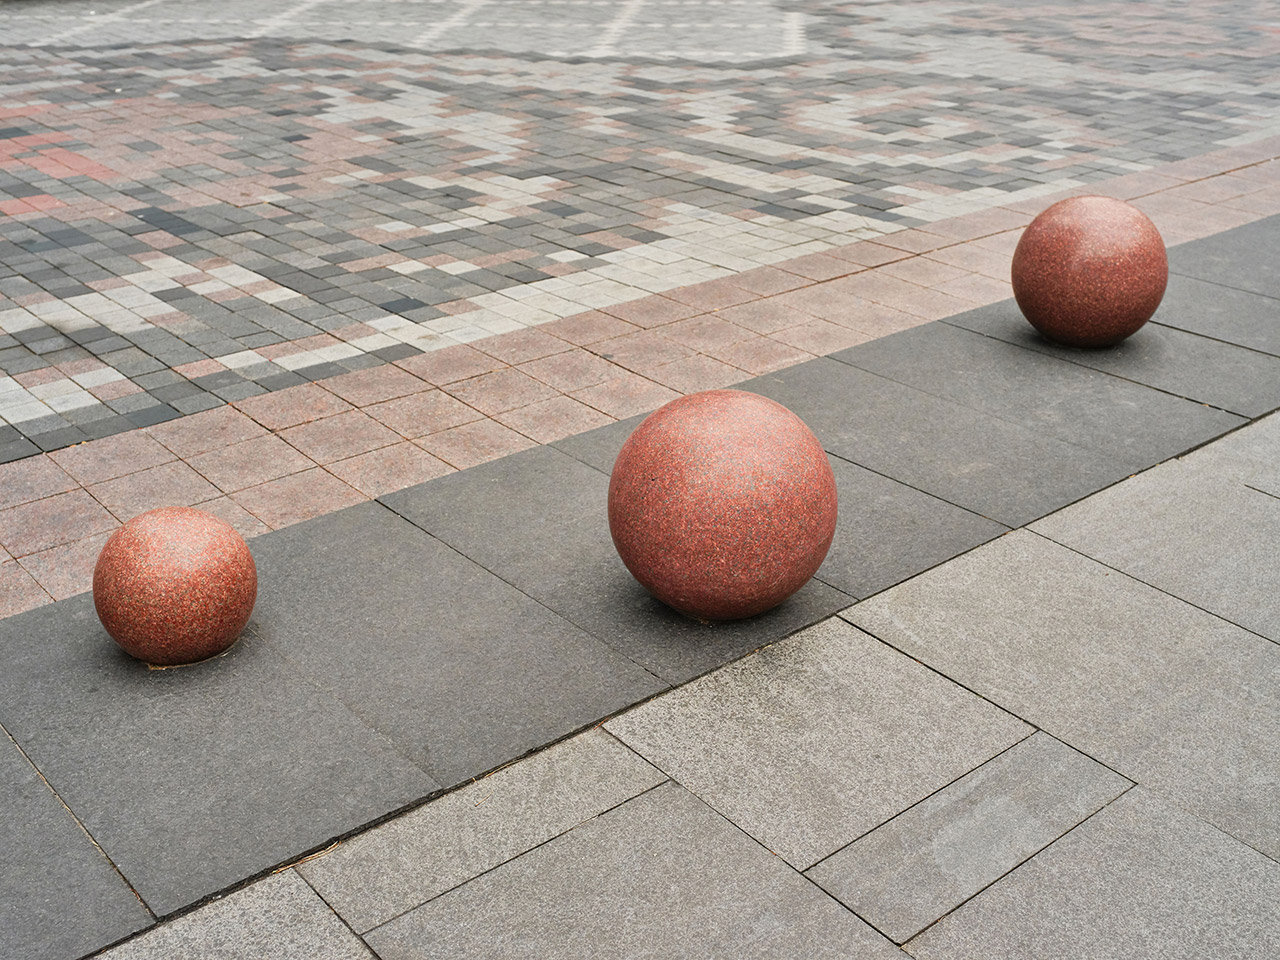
(1011, 195), (1167, 347)
(608, 390), (837, 621)
(93, 507), (257, 666)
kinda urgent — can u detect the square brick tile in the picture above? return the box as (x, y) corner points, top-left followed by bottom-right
(715, 298), (816, 335)
(191, 496), (272, 540)
(778, 252), (860, 282)
(647, 355), (748, 394)
(827, 241), (915, 267)
(496, 396), (614, 444)
(772, 319), (874, 355)
(233, 383), (354, 431)
(572, 372), (681, 420)
(18, 531), (113, 600)
(366, 389), (483, 438)
(924, 243), (1013, 281)
(0, 455), (79, 512)
(0, 490), (118, 558)
(728, 265), (814, 297)
(443, 368), (559, 416)
(89, 461), (220, 522)
(416, 419), (536, 470)
(711, 337), (815, 375)
(518, 349), (621, 393)
(231, 468), (366, 530)
(0, 560), (50, 618)
(588, 330), (693, 374)
(189, 434), (316, 493)
(147, 406), (266, 458)
(49, 430), (174, 485)
(540, 311), (638, 345)
(395, 344), (506, 385)
(599, 295), (700, 328)
(767, 284), (861, 325)
(661, 316), (756, 352)
(328, 442), (455, 497)
(662, 279), (757, 312)
(321, 365), (429, 408)
(935, 272), (1010, 305)
(880, 257), (970, 288)
(875, 229), (952, 254)
(476, 328), (572, 365)
(279, 411), (399, 465)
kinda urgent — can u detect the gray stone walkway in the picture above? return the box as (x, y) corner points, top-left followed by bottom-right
(94, 399), (1280, 956)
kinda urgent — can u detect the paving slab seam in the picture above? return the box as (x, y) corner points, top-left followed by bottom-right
(1025, 526), (1280, 653)
(897, 783), (1140, 953)
(0, 719), (158, 927)
(353, 776), (675, 940)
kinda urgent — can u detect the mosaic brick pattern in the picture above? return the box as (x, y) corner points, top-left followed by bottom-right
(1, 0), (1280, 459)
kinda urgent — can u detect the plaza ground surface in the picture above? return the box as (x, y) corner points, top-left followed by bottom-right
(1, 2), (1279, 958)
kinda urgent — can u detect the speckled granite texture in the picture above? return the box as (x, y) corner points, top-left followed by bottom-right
(608, 390), (836, 620)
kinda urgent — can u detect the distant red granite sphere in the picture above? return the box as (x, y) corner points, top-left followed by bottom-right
(608, 390), (837, 621)
(1012, 195), (1167, 347)
(93, 507), (257, 666)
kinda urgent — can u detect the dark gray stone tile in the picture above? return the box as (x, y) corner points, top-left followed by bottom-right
(847, 530), (1280, 860)
(907, 788), (1280, 960)
(1168, 214), (1280, 300)
(550, 413), (643, 474)
(1032, 460), (1280, 645)
(607, 618), (1029, 869)
(300, 729), (665, 933)
(99, 872), (372, 960)
(837, 320), (1249, 451)
(0, 595), (436, 916)
(250, 500), (665, 782)
(0, 735), (151, 960)
(1155, 274), (1280, 357)
(381, 447), (853, 685)
(366, 782), (902, 960)
(742, 358), (1133, 527)
(808, 733), (1130, 944)
(820, 455), (1008, 599)
(941, 298), (1280, 417)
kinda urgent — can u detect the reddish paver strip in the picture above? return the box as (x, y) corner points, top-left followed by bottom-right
(2, 149), (1280, 622)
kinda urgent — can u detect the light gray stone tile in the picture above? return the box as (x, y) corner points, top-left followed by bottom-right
(366, 782), (903, 960)
(808, 733), (1130, 944)
(300, 729), (665, 933)
(605, 618), (1030, 869)
(1031, 459), (1280, 644)
(1179, 410), (1280, 499)
(906, 788), (1280, 960)
(846, 530), (1280, 859)
(99, 871), (372, 960)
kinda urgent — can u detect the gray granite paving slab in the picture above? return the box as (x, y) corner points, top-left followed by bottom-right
(381, 446), (852, 685)
(0, 734), (151, 960)
(847, 529), (1280, 859)
(808, 733), (1130, 944)
(251, 501), (665, 784)
(1180, 410), (1280, 497)
(906, 788), (1280, 960)
(1168, 214), (1280, 300)
(1032, 459), (1280, 644)
(366, 782), (904, 960)
(300, 728), (665, 933)
(1155, 273), (1280, 357)
(941, 297), (1280, 417)
(742, 358), (1133, 526)
(820, 455), (1008, 599)
(606, 617), (1030, 869)
(0, 594), (437, 916)
(837, 320), (1250, 450)
(98, 871), (372, 960)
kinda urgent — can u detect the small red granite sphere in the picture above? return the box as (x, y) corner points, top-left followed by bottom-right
(608, 390), (837, 621)
(93, 507), (257, 666)
(1011, 195), (1168, 347)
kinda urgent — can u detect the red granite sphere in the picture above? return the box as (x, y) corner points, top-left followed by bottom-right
(1012, 195), (1168, 347)
(93, 507), (257, 666)
(608, 390), (837, 621)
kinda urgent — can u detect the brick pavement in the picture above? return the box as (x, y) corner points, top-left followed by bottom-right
(2, 0), (1280, 457)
